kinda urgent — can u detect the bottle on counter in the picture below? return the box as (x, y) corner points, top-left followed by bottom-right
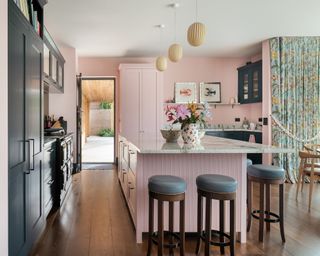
(242, 117), (250, 129)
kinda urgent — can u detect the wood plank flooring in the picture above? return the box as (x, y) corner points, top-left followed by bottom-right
(31, 166), (320, 256)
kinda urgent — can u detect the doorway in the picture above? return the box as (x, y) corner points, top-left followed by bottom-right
(79, 77), (115, 165)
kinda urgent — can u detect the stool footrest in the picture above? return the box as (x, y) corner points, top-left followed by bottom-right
(251, 210), (280, 223)
(151, 231), (181, 249)
(200, 230), (231, 247)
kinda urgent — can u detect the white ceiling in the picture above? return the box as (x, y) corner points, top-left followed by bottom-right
(45, 0), (320, 58)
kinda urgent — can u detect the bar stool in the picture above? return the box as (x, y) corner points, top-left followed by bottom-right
(195, 174), (237, 256)
(147, 175), (186, 256)
(247, 164), (285, 243)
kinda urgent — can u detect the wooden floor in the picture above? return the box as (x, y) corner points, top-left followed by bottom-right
(31, 166), (320, 256)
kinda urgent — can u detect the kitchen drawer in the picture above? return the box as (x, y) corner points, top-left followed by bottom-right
(128, 149), (137, 175)
(44, 143), (56, 181)
(127, 169), (136, 222)
(44, 176), (55, 217)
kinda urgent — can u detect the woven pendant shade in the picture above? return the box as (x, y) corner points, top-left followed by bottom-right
(156, 56), (167, 72)
(187, 22), (206, 47)
(168, 43), (183, 62)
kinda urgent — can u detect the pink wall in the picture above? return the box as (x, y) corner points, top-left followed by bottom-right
(78, 57), (263, 126)
(0, 0), (8, 254)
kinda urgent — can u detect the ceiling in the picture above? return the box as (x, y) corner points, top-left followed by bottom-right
(82, 79), (114, 102)
(45, 0), (320, 58)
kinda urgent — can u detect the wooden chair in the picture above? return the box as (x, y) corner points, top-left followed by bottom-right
(296, 149), (320, 211)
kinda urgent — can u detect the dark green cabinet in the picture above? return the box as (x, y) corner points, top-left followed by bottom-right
(43, 27), (65, 93)
(8, 1), (44, 255)
(43, 141), (56, 217)
(238, 60), (262, 104)
(206, 130), (262, 164)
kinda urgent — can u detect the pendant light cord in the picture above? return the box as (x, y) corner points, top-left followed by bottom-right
(174, 7), (177, 42)
(196, 0), (198, 21)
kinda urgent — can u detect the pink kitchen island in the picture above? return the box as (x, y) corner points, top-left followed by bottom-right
(117, 135), (293, 244)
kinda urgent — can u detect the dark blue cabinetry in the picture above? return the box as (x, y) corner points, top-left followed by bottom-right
(206, 131), (262, 164)
(8, 1), (45, 255)
(238, 60), (262, 104)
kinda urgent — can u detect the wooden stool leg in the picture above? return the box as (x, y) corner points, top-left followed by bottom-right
(169, 202), (174, 256)
(158, 200), (164, 256)
(279, 184), (286, 243)
(180, 199), (185, 256)
(219, 200), (225, 254)
(230, 200), (236, 256)
(195, 193), (203, 255)
(205, 197), (212, 256)
(247, 179), (252, 232)
(259, 183), (265, 242)
(266, 184), (271, 232)
(147, 196), (154, 256)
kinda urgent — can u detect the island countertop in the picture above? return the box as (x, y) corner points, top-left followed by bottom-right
(128, 135), (294, 154)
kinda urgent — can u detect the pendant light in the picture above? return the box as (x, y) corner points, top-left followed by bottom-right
(155, 24), (168, 72)
(187, 0), (206, 47)
(168, 3), (183, 62)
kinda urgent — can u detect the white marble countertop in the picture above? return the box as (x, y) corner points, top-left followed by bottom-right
(204, 128), (262, 133)
(125, 135), (294, 154)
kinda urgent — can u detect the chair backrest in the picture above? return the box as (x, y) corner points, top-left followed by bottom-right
(299, 150), (320, 159)
(304, 144), (320, 153)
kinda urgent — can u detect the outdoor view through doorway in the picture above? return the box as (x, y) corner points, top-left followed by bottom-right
(81, 78), (115, 163)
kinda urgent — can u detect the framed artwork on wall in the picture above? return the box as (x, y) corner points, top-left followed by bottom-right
(174, 82), (197, 103)
(200, 82), (221, 103)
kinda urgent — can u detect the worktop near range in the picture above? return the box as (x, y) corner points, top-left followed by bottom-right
(118, 135), (293, 244)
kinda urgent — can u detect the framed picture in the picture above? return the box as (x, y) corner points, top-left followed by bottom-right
(174, 82), (197, 103)
(200, 82), (221, 103)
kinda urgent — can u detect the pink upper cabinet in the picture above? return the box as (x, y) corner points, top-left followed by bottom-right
(119, 64), (163, 145)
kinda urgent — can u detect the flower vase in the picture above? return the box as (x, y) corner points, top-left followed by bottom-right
(181, 123), (199, 145)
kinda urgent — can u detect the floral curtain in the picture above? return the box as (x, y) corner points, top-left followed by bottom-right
(270, 37), (320, 182)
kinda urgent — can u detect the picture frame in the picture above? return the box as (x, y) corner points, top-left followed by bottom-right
(199, 82), (221, 103)
(174, 82), (197, 103)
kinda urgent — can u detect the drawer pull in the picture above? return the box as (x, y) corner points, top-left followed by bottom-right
(47, 179), (54, 185)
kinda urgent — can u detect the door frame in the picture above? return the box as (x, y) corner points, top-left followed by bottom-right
(77, 76), (116, 165)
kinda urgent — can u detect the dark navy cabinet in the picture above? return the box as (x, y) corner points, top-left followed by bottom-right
(238, 60), (262, 104)
(43, 141), (57, 217)
(206, 130), (262, 164)
(8, 1), (45, 255)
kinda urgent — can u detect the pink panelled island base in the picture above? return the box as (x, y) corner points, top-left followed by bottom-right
(117, 135), (293, 244)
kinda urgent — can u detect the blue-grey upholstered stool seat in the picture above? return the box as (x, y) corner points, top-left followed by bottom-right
(247, 164), (285, 180)
(196, 174), (237, 256)
(147, 175), (186, 256)
(247, 164), (286, 243)
(196, 174), (237, 193)
(148, 175), (187, 195)
(247, 158), (253, 167)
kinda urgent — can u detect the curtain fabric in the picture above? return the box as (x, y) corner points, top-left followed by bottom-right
(270, 37), (320, 182)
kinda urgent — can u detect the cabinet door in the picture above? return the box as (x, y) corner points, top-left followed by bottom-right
(58, 62), (64, 89)
(120, 69), (140, 145)
(141, 69), (159, 140)
(250, 64), (262, 102)
(26, 32), (44, 239)
(43, 43), (50, 78)
(238, 70), (250, 104)
(51, 53), (57, 83)
(8, 8), (29, 256)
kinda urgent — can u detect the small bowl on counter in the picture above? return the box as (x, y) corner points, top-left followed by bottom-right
(160, 129), (181, 143)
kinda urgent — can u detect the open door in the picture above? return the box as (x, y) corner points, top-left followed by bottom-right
(75, 73), (82, 172)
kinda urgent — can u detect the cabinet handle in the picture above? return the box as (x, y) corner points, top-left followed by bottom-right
(24, 140), (31, 174)
(28, 139), (35, 171)
(47, 148), (54, 153)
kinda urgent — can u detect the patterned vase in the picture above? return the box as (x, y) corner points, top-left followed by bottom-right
(181, 123), (199, 145)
